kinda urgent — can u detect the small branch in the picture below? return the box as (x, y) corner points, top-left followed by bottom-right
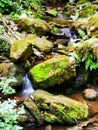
(0, 18), (21, 40)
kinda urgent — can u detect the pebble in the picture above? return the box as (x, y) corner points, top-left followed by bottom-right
(83, 88), (98, 101)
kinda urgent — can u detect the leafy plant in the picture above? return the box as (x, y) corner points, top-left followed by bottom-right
(0, 0), (23, 14)
(81, 48), (98, 70)
(20, 0), (42, 18)
(0, 99), (25, 130)
(0, 38), (11, 56)
(0, 77), (16, 95)
(77, 28), (86, 38)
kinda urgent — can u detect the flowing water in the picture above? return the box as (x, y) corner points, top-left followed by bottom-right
(18, 75), (34, 97)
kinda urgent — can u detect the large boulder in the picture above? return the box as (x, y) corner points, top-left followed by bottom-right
(17, 17), (51, 36)
(10, 35), (53, 62)
(29, 55), (76, 89)
(33, 89), (89, 124)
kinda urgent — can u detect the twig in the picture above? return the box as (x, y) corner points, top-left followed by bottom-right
(0, 18), (21, 40)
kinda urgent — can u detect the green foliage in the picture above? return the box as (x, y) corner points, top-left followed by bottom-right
(73, 47), (98, 71)
(77, 28), (86, 38)
(0, 99), (25, 130)
(20, 0), (42, 18)
(53, 26), (59, 34)
(0, 38), (11, 56)
(0, 0), (23, 14)
(46, 9), (57, 17)
(81, 48), (98, 70)
(0, 77), (16, 95)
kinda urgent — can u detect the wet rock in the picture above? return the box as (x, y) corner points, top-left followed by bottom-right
(24, 97), (43, 124)
(10, 40), (33, 62)
(29, 55), (76, 89)
(17, 17), (51, 36)
(0, 57), (24, 88)
(25, 34), (53, 53)
(33, 89), (89, 124)
(83, 88), (98, 100)
(73, 67), (89, 89)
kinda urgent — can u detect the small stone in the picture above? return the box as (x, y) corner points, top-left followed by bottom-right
(83, 88), (98, 100)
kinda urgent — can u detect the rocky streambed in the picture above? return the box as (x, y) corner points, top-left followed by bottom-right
(0, 0), (98, 129)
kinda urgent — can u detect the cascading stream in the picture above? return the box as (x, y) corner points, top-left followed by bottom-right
(19, 75), (34, 97)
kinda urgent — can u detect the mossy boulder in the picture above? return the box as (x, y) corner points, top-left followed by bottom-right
(24, 97), (43, 124)
(17, 17), (51, 36)
(29, 55), (76, 89)
(87, 15), (98, 37)
(33, 89), (89, 124)
(0, 57), (24, 88)
(10, 40), (33, 62)
(25, 34), (53, 53)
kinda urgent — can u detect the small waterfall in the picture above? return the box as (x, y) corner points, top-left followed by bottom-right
(19, 75), (34, 97)
(59, 28), (77, 42)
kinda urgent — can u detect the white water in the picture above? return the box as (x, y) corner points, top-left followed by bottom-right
(19, 75), (34, 97)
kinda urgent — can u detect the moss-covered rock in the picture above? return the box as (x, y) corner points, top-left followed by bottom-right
(10, 40), (33, 62)
(17, 17), (51, 36)
(25, 34), (53, 53)
(29, 55), (76, 89)
(79, 5), (97, 18)
(24, 97), (43, 124)
(33, 89), (89, 124)
(87, 15), (98, 37)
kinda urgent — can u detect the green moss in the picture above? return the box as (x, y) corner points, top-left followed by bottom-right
(33, 90), (89, 124)
(79, 5), (96, 18)
(44, 112), (59, 123)
(24, 98), (43, 124)
(10, 40), (33, 62)
(29, 55), (76, 88)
